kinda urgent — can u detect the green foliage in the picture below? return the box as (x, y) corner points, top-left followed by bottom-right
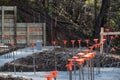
(85, 0), (94, 5)
(46, 1), (54, 15)
(111, 36), (120, 55)
(0, 0), (9, 5)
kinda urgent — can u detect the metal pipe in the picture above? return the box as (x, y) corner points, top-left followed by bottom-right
(32, 46), (36, 75)
(54, 45), (57, 70)
(81, 64), (84, 80)
(90, 59), (92, 80)
(74, 61), (76, 80)
(69, 70), (72, 80)
(79, 65), (83, 80)
(87, 61), (90, 80)
(13, 47), (16, 75)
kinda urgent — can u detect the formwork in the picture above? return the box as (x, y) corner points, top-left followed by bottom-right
(0, 6), (46, 46)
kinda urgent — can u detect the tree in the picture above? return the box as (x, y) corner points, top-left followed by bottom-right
(93, 0), (110, 38)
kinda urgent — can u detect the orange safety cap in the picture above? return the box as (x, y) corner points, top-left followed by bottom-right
(51, 70), (58, 78)
(63, 40), (67, 45)
(72, 56), (78, 61)
(88, 53), (95, 58)
(76, 58), (85, 65)
(52, 41), (57, 46)
(71, 40), (75, 45)
(93, 39), (98, 44)
(77, 53), (85, 57)
(102, 39), (106, 43)
(77, 40), (81, 44)
(45, 74), (53, 80)
(89, 46), (94, 50)
(85, 39), (89, 44)
(66, 64), (73, 71)
(84, 54), (90, 61)
(83, 49), (89, 54)
(31, 42), (35, 47)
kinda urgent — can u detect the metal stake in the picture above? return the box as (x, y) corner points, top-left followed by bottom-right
(13, 47), (16, 75)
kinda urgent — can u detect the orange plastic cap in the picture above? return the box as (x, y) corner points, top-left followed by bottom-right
(85, 39), (89, 44)
(88, 53), (94, 58)
(93, 39), (98, 44)
(77, 40), (81, 44)
(89, 46), (94, 50)
(94, 44), (98, 48)
(102, 39), (106, 42)
(76, 58), (85, 65)
(66, 64), (73, 71)
(52, 41), (57, 46)
(71, 40), (75, 45)
(29, 28), (33, 32)
(45, 74), (53, 80)
(77, 53), (85, 57)
(83, 49), (89, 54)
(63, 40), (67, 45)
(51, 70), (58, 78)
(84, 54), (90, 61)
(92, 52), (96, 57)
(31, 42), (35, 47)
(72, 56), (78, 61)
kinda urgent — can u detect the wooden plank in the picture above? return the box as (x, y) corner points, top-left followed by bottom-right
(3, 6), (15, 10)
(103, 32), (120, 35)
(0, 6), (15, 10)
(0, 7), (1, 10)
(100, 27), (104, 54)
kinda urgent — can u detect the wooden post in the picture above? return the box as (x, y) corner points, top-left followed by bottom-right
(14, 6), (17, 44)
(1, 6), (4, 43)
(27, 23), (30, 46)
(43, 23), (46, 47)
(100, 27), (104, 54)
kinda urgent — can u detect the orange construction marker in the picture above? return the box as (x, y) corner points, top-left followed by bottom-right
(77, 40), (81, 48)
(66, 63), (73, 80)
(71, 40), (75, 45)
(63, 40), (67, 47)
(83, 49), (89, 54)
(77, 53), (85, 58)
(31, 42), (35, 47)
(45, 74), (53, 80)
(52, 40), (57, 46)
(93, 39), (98, 44)
(51, 70), (58, 80)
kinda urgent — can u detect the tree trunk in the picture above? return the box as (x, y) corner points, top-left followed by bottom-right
(93, 0), (110, 38)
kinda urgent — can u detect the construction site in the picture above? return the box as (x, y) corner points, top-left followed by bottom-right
(0, 0), (120, 80)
